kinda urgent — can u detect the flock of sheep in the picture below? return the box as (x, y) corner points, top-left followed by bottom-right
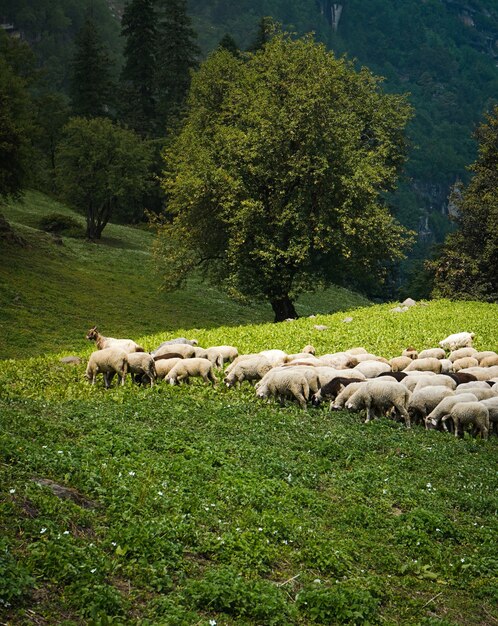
(84, 327), (498, 440)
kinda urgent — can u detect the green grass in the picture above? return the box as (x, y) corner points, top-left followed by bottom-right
(1, 299), (497, 624)
(0, 191), (370, 359)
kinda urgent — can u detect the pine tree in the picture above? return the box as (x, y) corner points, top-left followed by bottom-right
(247, 16), (275, 52)
(217, 34), (240, 57)
(120, 0), (158, 136)
(70, 17), (114, 118)
(155, 0), (200, 129)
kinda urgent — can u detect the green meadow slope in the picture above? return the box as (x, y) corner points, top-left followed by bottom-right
(0, 192), (370, 359)
(0, 300), (497, 624)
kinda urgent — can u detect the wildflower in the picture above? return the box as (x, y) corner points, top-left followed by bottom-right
(129, 471), (135, 476)
(209, 620), (217, 626)
(63, 531), (70, 535)
(57, 450), (63, 454)
(157, 491), (164, 496)
(40, 528), (47, 534)
(9, 488), (15, 494)
(90, 568), (97, 573)
(461, 558), (465, 563)
(426, 482), (432, 489)
(111, 542), (117, 546)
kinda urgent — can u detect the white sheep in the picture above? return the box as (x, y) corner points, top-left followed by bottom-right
(425, 393), (478, 430)
(225, 353), (259, 375)
(448, 347), (478, 362)
(154, 357), (183, 380)
(439, 359), (454, 374)
(126, 352), (156, 387)
(353, 353), (390, 364)
(318, 353), (358, 369)
(480, 397), (498, 435)
(474, 350), (498, 363)
(459, 366), (498, 381)
(85, 348), (128, 388)
(402, 374), (452, 393)
(454, 386), (496, 401)
(151, 337), (198, 355)
(389, 356), (413, 372)
(224, 356), (271, 387)
(258, 349), (287, 367)
(207, 345), (238, 365)
(331, 382), (366, 411)
(439, 332), (475, 352)
(408, 385), (455, 425)
(479, 354), (498, 368)
(155, 343), (196, 359)
(443, 402), (489, 439)
(345, 380), (412, 427)
(402, 347), (418, 360)
(166, 358), (217, 386)
(86, 326), (144, 354)
(418, 348), (446, 360)
(345, 347), (368, 355)
(404, 358), (442, 374)
(353, 361), (391, 378)
(256, 369), (311, 410)
(452, 357), (479, 372)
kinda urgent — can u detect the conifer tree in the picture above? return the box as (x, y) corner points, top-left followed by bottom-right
(70, 17), (114, 118)
(247, 16), (275, 52)
(217, 34), (240, 57)
(155, 0), (200, 129)
(120, 0), (158, 136)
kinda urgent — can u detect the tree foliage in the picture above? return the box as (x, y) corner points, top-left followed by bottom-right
(429, 106), (498, 302)
(56, 117), (152, 239)
(156, 33), (414, 320)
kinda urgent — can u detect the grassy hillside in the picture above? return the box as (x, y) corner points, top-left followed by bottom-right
(1, 300), (497, 624)
(0, 191), (370, 360)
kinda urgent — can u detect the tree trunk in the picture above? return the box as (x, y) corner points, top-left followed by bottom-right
(270, 295), (298, 322)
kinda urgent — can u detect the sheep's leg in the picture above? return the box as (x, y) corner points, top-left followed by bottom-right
(395, 402), (411, 429)
(206, 369), (217, 386)
(296, 393), (307, 410)
(364, 402), (373, 423)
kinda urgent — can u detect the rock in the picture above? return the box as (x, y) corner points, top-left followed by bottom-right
(342, 316), (353, 323)
(60, 356), (82, 365)
(32, 478), (100, 510)
(401, 298), (417, 308)
(308, 314), (317, 318)
(313, 324), (329, 331)
(391, 306), (409, 313)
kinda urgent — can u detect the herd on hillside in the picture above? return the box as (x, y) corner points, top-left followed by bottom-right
(84, 327), (498, 440)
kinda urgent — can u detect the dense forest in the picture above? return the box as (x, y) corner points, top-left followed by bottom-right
(1, 0), (497, 298)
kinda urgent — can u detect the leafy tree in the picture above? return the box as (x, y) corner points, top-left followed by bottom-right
(119, 0), (158, 136)
(70, 17), (114, 118)
(56, 117), (152, 239)
(156, 34), (414, 321)
(429, 106), (498, 302)
(155, 0), (200, 129)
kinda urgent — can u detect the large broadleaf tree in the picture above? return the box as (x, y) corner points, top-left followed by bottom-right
(156, 31), (414, 320)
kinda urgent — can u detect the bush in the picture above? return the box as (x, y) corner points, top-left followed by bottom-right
(39, 212), (83, 236)
(296, 583), (380, 624)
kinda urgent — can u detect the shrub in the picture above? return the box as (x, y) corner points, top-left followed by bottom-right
(296, 583), (380, 624)
(39, 212), (83, 236)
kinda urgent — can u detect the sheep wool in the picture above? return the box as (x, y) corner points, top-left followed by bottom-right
(85, 348), (128, 388)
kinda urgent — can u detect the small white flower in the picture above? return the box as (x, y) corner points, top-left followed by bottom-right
(9, 488), (15, 494)
(258, 527), (263, 532)
(382, 489), (387, 495)
(426, 482), (432, 489)
(111, 542), (117, 546)
(313, 579), (321, 584)
(157, 491), (164, 496)
(129, 471), (135, 476)
(40, 527), (47, 534)
(42, 445), (47, 449)
(57, 450), (63, 454)
(63, 531), (70, 535)
(90, 568), (97, 573)
(461, 558), (465, 563)
(209, 620), (217, 626)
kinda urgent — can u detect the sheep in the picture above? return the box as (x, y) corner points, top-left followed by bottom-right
(474, 350), (498, 364)
(86, 326), (144, 353)
(454, 386), (496, 401)
(479, 354), (498, 368)
(314, 367), (366, 387)
(439, 359), (454, 374)
(302, 344), (316, 355)
(377, 371), (408, 382)
(345, 380), (411, 427)
(448, 347), (478, 362)
(345, 347), (368, 355)
(154, 357), (183, 380)
(402, 347), (418, 360)
(225, 354), (259, 375)
(258, 366), (320, 400)
(256, 369), (311, 410)
(443, 402), (489, 439)
(165, 358), (217, 386)
(452, 357), (479, 372)
(439, 332), (475, 352)
(153, 352), (184, 362)
(353, 361), (391, 378)
(408, 386), (455, 425)
(126, 352), (156, 387)
(402, 374), (453, 393)
(319, 354), (358, 369)
(155, 343), (197, 359)
(311, 376), (365, 406)
(224, 356), (272, 388)
(456, 381), (493, 392)
(284, 355), (322, 366)
(425, 393), (478, 431)
(418, 348), (446, 360)
(353, 353), (389, 364)
(459, 366), (498, 381)
(404, 358), (442, 374)
(443, 372), (477, 385)
(389, 356), (412, 372)
(206, 345), (238, 365)
(85, 348), (128, 388)
(151, 337), (198, 355)
(479, 397), (498, 434)
(258, 349), (287, 367)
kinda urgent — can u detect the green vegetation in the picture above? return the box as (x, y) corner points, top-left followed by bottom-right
(0, 191), (370, 359)
(1, 299), (497, 624)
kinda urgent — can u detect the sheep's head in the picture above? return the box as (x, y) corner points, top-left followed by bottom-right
(424, 416), (439, 430)
(302, 344), (316, 355)
(311, 392), (322, 406)
(224, 375), (235, 387)
(86, 326), (98, 341)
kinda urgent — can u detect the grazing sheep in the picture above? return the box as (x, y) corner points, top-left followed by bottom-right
(166, 358), (217, 386)
(443, 372), (477, 385)
(425, 393), (478, 430)
(439, 332), (475, 352)
(439, 359), (454, 374)
(418, 348), (446, 360)
(474, 350), (498, 364)
(402, 374), (453, 393)
(256, 369), (311, 410)
(155, 343), (197, 359)
(404, 358), (442, 374)
(153, 352), (184, 362)
(206, 345), (238, 365)
(224, 356), (272, 388)
(258, 349), (287, 367)
(126, 352), (156, 387)
(454, 386), (496, 401)
(459, 366), (498, 381)
(155, 358), (183, 380)
(408, 386), (455, 425)
(479, 354), (498, 368)
(302, 344), (316, 355)
(86, 326), (144, 353)
(224, 354), (259, 375)
(456, 381), (492, 392)
(151, 337), (198, 355)
(353, 361), (391, 378)
(345, 380), (412, 427)
(448, 347), (478, 362)
(390, 356), (412, 372)
(319, 354), (358, 369)
(353, 353), (389, 364)
(85, 348), (128, 388)
(378, 371), (408, 382)
(345, 347), (368, 355)
(480, 397), (498, 434)
(284, 355), (322, 366)
(314, 367), (365, 387)
(258, 366), (320, 399)
(331, 382), (366, 411)
(452, 357), (479, 372)
(402, 347), (418, 360)
(311, 376), (365, 406)
(443, 402), (489, 439)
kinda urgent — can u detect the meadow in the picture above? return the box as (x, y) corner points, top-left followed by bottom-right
(1, 193), (497, 624)
(1, 300), (497, 625)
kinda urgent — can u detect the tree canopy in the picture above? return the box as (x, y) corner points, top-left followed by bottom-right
(429, 105), (498, 302)
(156, 32), (414, 320)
